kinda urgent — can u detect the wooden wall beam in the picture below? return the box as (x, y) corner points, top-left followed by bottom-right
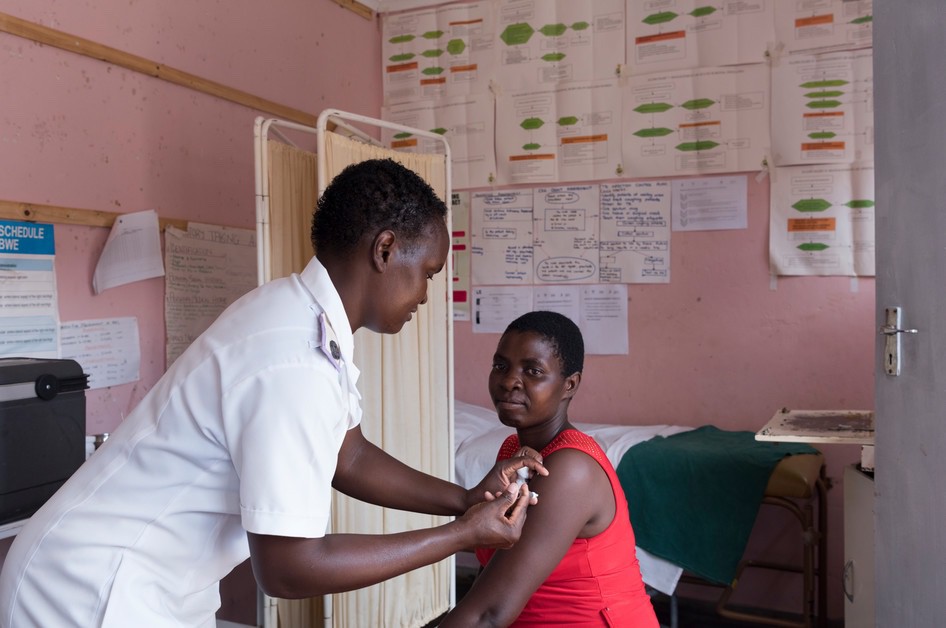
(0, 200), (190, 232)
(0, 11), (319, 128)
(331, 0), (375, 20)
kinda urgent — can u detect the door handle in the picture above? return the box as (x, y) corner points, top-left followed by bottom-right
(842, 559), (855, 602)
(880, 307), (917, 376)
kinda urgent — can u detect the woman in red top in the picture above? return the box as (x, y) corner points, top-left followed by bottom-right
(440, 311), (659, 627)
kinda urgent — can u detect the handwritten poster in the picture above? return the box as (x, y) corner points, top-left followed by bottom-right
(164, 223), (257, 366)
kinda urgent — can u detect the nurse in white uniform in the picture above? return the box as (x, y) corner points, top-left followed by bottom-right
(0, 159), (545, 627)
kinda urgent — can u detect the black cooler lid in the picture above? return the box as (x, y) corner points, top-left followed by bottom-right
(0, 357), (89, 399)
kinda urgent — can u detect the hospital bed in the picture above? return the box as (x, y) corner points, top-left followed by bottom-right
(453, 400), (828, 628)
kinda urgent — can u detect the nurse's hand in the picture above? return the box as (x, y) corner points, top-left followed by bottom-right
(467, 446), (547, 508)
(457, 483), (532, 549)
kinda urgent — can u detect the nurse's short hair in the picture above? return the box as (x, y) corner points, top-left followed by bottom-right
(311, 159), (447, 256)
(503, 311), (584, 377)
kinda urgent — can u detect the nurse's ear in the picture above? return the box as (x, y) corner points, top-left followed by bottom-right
(371, 229), (396, 272)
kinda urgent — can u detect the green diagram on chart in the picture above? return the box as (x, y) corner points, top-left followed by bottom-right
(799, 79), (847, 112)
(791, 198), (874, 213)
(641, 6), (721, 26)
(520, 117), (545, 151)
(789, 194), (874, 253)
(499, 20), (593, 63)
(680, 98), (716, 110)
(631, 95), (727, 154)
(387, 28), (474, 78)
(393, 127), (449, 140)
(790, 64), (873, 160)
(518, 113), (602, 150)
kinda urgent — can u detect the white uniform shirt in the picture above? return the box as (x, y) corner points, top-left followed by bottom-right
(0, 256), (361, 627)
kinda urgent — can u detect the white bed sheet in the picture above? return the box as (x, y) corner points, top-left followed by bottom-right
(453, 400), (691, 595)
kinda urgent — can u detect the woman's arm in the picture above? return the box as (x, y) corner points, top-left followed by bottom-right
(247, 486), (532, 598)
(331, 426), (547, 516)
(438, 448), (615, 627)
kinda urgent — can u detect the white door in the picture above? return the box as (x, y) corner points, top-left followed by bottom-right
(874, 2), (946, 625)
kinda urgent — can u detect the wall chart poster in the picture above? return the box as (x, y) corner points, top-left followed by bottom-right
(493, 0), (625, 90)
(774, 0), (873, 55)
(770, 48), (874, 166)
(621, 63), (769, 178)
(0, 220), (59, 359)
(626, 0), (774, 73)
(496, 79), (622, 185)
(381, 1), (496, 105)
(769, 162), (874, 277)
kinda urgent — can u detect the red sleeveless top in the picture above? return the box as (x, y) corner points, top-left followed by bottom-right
(475, 430), (659, 627)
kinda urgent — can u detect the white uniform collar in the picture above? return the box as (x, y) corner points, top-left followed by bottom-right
(299, 256), (355, 367)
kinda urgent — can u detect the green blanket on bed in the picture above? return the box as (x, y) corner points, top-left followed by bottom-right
(615, 425), (818, 585)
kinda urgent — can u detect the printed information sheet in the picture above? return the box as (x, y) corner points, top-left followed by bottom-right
(622, 64), (769, 177)
(0, 220), (59, 359)
(672, 175), (747, 232)
(775, 0), (873, 55)
(382, 93), (497, 189)
(627, 0), (774, 73)
(769, 163), (874, 276)
(471, 285), (533, 333)
(382, 1), (496, 104)
(771, 48), (874, 166)
(451, 192), (472, 321)
(493, 0), (625, 90)
(496, 78), (622, 184)
(60, 317), (140, 389)
(472, 283), (628, 355)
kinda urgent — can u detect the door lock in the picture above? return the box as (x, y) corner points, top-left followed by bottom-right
(880, 307), (917, 376)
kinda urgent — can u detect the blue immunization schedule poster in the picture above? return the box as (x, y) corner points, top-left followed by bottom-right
(0, 220), (60, 359)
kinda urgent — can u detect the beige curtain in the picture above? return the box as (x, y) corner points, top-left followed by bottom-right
(265, 140), (318, 282)
(325, 132), (452, 628)
(264, 130), (452, 627)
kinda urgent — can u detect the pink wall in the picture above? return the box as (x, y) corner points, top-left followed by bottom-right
(0, 0), (381, 431)
(455, 174), (875, 619)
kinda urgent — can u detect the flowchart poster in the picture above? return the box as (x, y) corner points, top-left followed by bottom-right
(774, 0), (873, 54)
(382, 92), (497, 189)
(496, 79), (622, 185)
(622, 63), (769, 177)
(627, 0), (774, 73)
(381, 1), (496, 104)
(769, 163), (875, 276)
(493, 0), (625, 90)
(771, 48), (874, 166)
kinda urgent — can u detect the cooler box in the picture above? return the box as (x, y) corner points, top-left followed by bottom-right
(0, 357), (89, 525)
